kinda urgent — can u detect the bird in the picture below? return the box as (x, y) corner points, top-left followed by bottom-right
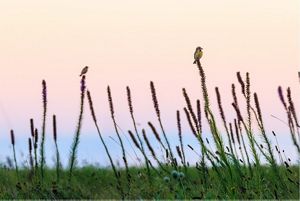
(79, 66), (88, 76)
(193, 47), (203, 64)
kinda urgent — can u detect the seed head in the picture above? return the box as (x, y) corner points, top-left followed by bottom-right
(28, 138), (32, 152)
(128, 130), (140, 149)
(10, 130), (15, 145)
(150, 81), (160, 118)
(278, 86), (287, 109)
(236, 72), (245, 95)
(30, 119), (34, 138)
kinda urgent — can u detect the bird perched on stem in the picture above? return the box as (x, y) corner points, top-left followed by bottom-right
(193, 47), (203, 64)
(79, 66), (88, 76)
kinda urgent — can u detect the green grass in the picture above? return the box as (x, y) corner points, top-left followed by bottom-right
(0, 166), (298, 199)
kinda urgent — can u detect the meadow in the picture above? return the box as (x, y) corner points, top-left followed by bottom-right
(1, 60), (299, 199)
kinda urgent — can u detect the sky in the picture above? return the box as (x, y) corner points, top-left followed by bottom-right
(0, 1), (299, 167)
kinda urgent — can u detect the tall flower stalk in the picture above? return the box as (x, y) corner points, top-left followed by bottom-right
(195, 60), (231, 178)
(107, 86), (131, 189)
(53, 115), (61, 183)
(40, 80), (47, 180)
(126, 86), (151, 182)
(86, 90), (124, 199)
(10, 130), (19, 179)
(69, 75), (86, 181)
(34, 128), (38, 173)
(150, 81), (176, 168)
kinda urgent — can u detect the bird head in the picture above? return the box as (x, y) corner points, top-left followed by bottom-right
(197, 46), (203, 50)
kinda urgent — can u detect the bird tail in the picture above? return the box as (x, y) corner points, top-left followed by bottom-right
(193, 60), (196, 64)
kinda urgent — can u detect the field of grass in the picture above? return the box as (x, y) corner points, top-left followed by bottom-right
(2, 60), (299, 199)
(0, 166), (298, 199)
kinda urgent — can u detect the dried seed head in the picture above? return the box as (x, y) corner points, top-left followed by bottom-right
(254, 93), (263, 124)
(142, 129), (156, 158)
(196, 61), (210, 109)
(107, 86), (115, 119)
(150, 81), (160, 118)
(30, 119), (34, 138)
(183, 107), (197, 137)
(42, 80), (47, 107)
(232, 103), (243, 122)
(148, 122), (162, 144)
(231, 83), (238, 107)
(53, 115), (57, 142)
(236, 72), (245, 95)
(10, 130), (15, 145)
(176, 110), (182, 142)
(28, 138), (32, 152)
(216, 87), (230, 136)
(128, 130), (140, 149)
(87, 90), (97, 123)
(182, 88), (199, 133)
(246, 72), (251, 128)
(176, 146), (182, 160)
(126, 86), (133, 115)
(278, 86), (287, 109)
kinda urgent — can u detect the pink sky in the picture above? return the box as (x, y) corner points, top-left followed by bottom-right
(0, 1), (299, 162)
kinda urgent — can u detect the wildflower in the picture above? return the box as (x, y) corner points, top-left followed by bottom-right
(163, 176), (170, 183)
(171, 170), (179, 179)
(178, 172), (185, 179)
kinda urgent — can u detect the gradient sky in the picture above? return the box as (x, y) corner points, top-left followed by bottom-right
(0, 1), (299, 166)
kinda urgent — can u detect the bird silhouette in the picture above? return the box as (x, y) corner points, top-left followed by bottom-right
(79, 66), (88, 76)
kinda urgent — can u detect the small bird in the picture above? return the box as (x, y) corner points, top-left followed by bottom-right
(79, 66), (88, 76)
(193, 47), (203, 64)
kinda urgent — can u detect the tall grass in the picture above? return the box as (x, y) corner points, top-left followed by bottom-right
(1, 53), (299, 199)
(10, 129), (19, 179)
(86, 90), (124, 199)
(39, 80), (47, 181)
(69, 75), (86, 181)
(150, 81), (176, 168)
(28, 138), (34, 173)
(126, 86), (152, 182)
(33, 128), (38, 173)
(107, 86), (131, 190)
(52, 115), (61, 183)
